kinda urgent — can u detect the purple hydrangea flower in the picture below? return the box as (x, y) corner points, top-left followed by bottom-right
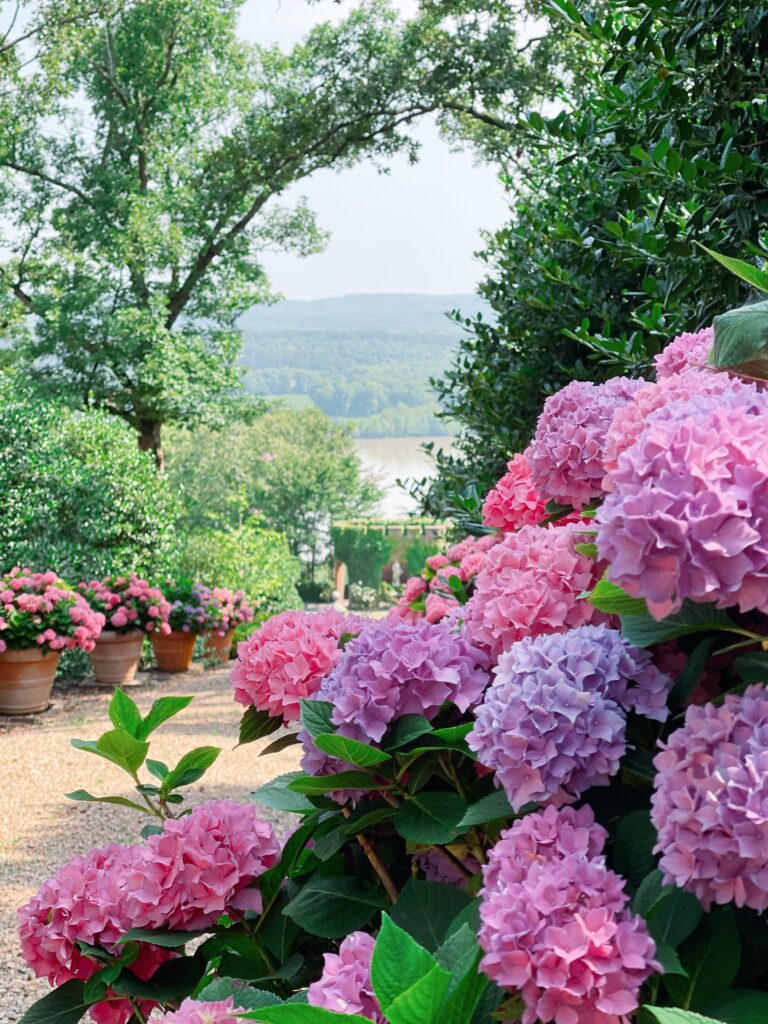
(468, 626), (672, 810)
(157, 998), (242, 1024)
(307, 931), (383, 1022)
(527, 377), (645, 508)
(478, 806), (660, 1024)
(653, 327), (713, 378)
(651, 685), (768, 912)
(597, 398), (768, 619)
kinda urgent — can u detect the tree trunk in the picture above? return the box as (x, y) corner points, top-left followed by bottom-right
(138, 419), (165, 471)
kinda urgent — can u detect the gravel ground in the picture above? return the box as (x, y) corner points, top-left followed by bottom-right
(0, 665), (301, 1024)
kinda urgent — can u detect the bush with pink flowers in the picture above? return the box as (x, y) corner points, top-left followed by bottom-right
(203, 587), (255, 635)
(17, 303), (768, 1024)
(77, 574), (172, 636)
(0, 567), (104, 654)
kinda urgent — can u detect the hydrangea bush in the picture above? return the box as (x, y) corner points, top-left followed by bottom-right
(0, 567), (104, 654)
(16, 310), (768, 1024)
(77, 575), (172, 636)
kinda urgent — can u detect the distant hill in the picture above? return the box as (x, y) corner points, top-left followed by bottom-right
(238, 293), (490, 437)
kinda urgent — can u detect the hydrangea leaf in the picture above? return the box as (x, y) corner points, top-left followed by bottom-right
(711, 299), (768, 380)
(282, 876), (388, 937)
(238, 707), (283, 746)
(391, 879), (473, 952)
(395, 792), (469, 845)
(313, 733), (391, 768)
(17, 980), (90, 1024)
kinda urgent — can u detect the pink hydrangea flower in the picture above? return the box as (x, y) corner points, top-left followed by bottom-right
(603, 371), (759, 489)
(77, 575), (171, 636)
(651, 685), (768, 912)
(462, 524), (604, 661)
(654, 326), (714, 378)
(231, 608), (367, 721)
(597, 400), (768, 619)
(122, 801), (280, 930)
(1, 567), (104, 654)
(482, 452), (548, 531)
(308, 931), (384, 1022)
(479, 806), (660, 1024)
(469, 625), (672, 810)
(527, 378), (645, 508)
(157, 997), (243, 1024)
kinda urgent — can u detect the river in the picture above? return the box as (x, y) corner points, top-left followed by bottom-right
(354, 435), (456, 518)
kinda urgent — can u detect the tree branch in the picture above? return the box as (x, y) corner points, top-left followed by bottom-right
(1, 159), (91, 203)
(0, 5), (102, 56)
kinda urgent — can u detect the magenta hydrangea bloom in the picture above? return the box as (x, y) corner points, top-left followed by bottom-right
(122, 800), (280, 929)
(603, 371), (759, 490)
(527, 377), (645, 508)
(308, 931), (384, 1022)
(654, 326), (713, 378)
(231, 608), (368, 721)
(462, 524), (603, 661)
(479, 806), (660, 1024)
(651, 685), (768, 912)
(469, 626), (672, 810)
(482, 452), (548, 531)
(597, 401), (768, 619)
(157, 998), (243, 1024)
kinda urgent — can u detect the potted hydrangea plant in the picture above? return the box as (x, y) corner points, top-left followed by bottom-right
(202, 587), (255, 664)
(151, 578), (210, 672)
(77, 575), (171, 686)
(0, 568), (104, 714)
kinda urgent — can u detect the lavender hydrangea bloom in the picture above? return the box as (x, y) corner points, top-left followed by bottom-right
(597, 399), (768, 619)
(307, 931), (383, 1022)
(651, 685), (768, 912)
(468, 626), (673, 810)
(527, 377), (645, 508)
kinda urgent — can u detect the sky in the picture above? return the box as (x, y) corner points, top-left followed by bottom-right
(237, 0), (510, 300)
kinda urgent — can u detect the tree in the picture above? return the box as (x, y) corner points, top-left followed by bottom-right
(417, 0), (768, 515)
(0, 0), (554, 467)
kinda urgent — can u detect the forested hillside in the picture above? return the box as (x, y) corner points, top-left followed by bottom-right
(238, 293), (487, 436)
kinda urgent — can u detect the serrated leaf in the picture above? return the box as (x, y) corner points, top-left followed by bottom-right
(313, 733), (391, 768)
(588, 576), (647, 615)
(696, 244), (768, 294)
(299, 699), (335, 740)
(136, 696), (193, 740)
(17, 981), (90, 1024)
(371, 915), (441, 1013)
(287, 771), (381, 794)
(283, 876), (388, 937)
(383, 714), (434, 750)
(239, 1007), (370, 1023)
(644, 1010), (723, 1024)
(108, 689), (141, 737)
(710, 299), (768, 379)
(239, 707), (283, 745)
(395, 792), (468, 844)
(117, 928), (210, 947)
(620, 601), (737, 648)
(196, 979), (282, 1009)
(391, 879), (473, 952)
(456, 789), (514, 829)
(251, 773), (315, 813)
(71, 729), (149, 776)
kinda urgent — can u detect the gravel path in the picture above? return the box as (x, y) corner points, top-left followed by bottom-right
(0, 666), (301, 1024)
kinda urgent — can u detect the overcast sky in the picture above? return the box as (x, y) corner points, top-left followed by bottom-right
(238, 0), (510, 299)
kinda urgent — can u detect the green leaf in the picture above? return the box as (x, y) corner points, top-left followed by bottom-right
(439, 952), (488, 1024)
(313, 733), (391, 768)
(696, 244), (768, 294)
(710, 300), (768, 379)
(588, 576), (647, 615)
(108, 689), (142, 737)
(136, 696), (194, 740)
(71, 729), (149, 776)
(341, 804), (397, 835)
(299, 699), (335, 739)
(251, 772), (315, 813)
(434, 923), (478, 975)
(259, 733), (302, 757)
(395, 792), (468, 844)
(283, 875), (388, 937)
(647, 886), (703, 949)
(239, 707), (283, 746)
(383, 714), (434, 750)
(111, 955), (205, 1001)
(163, 746), (221, 790)
(665, 909), (740, 1007)
(613, 810), (657, 887)
(654, 939), (688, 977)
(18, 981), (90, 1024)
(391, 879), (473, 952)
(620, 601), (737, 648)
(644, 1011), (723, 1024)
(118, 928), (211, 947)
(146, 759), (169, 781)
(287, 771), (381, 794)
(239, 1007), (370, 1023)
(732, 650), (768, 684)
(386, 963), (452, 1024)
(372, 915), (441, 1011)
(197, 979), (282, 1010)
(64, 790), (147, 813)
(456, 789), (514, 829)
(670, 638), (718, 706)
(702, 990), (768, 1024)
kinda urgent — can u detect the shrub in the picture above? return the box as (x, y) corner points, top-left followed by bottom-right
(0, 377), (178, 578)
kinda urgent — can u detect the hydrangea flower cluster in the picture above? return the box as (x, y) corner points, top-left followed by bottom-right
(158, 998), (244, 1024)
(18, 801), (279, 1023)
(469, 626), (673, 809)
(203, 587), (255, 635)
(159, 578), (218, 633)
(231, 608), (368, 721)
(462, 524), (603, 661)
(308, 931), (384, 1022)
(653, 326), (714, 378)
(478, 805), (660, 1024)
(77, 574), (171, 635)
(481, 452), (548, 531)
(651, 685), (768, 912)
(0, 567), (105, 655)
(597, 400), (768, 618)
(395, 534), (499, 624)
(527, 377), (645, 508)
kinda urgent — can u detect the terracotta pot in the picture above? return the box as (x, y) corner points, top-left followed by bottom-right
(0, 648), (60, 715)
(203, 628), (235, 664)
(90, 630), (144, 686)
(151, 630), (197, 672)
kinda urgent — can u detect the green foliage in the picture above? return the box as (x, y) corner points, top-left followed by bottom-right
(0, 375), (178, 579)
(331, 525), (397, 591)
